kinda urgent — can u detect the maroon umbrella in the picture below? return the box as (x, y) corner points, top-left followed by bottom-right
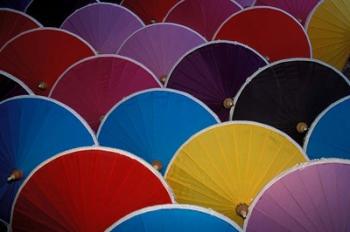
(166, 41), (267, 121)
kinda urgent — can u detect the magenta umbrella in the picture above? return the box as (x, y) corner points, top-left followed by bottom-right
(117, 23), (206, 84)
(245, 159), (350, 232)
(61, 2), (144, 54)
(164, 0), (242, 40)
(253, 0), (320, 25)
(49, 55), (161, 132)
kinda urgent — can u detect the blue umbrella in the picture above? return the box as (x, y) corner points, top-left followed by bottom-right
(304, 96), (350, 159)
(0, 0), (31, 11)
(0, 96), (97, 223)
(106, 204), (241, 232)
(97, 89), (219, 174)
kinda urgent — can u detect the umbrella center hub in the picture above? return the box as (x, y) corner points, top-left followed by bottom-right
(235, 203), (249, 219)
(38, 81), (48, 91)
(7, 169), (23, 183)
(152, 160), (163, 172)
(223, 98), (234, 109)
(296, 122), (308, 134)
(160, 75), (167, 85)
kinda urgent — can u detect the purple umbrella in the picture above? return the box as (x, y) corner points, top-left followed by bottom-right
(61, 3), (144, 54)
(117, 23), (206, 84)
(236, 0), (255, 7)
(0, 71), (33, 101)
(166, 41), (267, 121)
(245, 160), (350, 232)
(254, 0), (321, 26)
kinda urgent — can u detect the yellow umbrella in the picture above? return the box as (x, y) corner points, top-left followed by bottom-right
(165, 122), (308, 227)
(306, 0), (350, 71)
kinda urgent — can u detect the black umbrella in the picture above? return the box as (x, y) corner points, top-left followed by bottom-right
(231, 58), (350, 144)
(0, 71), (33, 102)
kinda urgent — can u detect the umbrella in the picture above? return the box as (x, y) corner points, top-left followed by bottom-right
(25, 0), (97, 27)
(107, 204), (241, 232)
(306, 0), (350, 71)
(0, 96), (97, 223)
(50, 55), (161, 132)
(163, 0), (242, 40)
(253, 0), (320, 26)
(0, 28), (95, 96)
(10, 147), (174, 231)
(0, 8), (41, 49)
(0, 0), (31, 11)
(121, 0), (179, 24)
(166, 41), (268, 121)
(231, 58), (350, 145)
(213, 6), (312, 62)
(0, 71), (33, 101)
(235, 0), (255, 8)
(245, 159), (350, 232)
(61, 2), (144, 54)
(0, 219), (7, 232)
(98, 89), (219, 174)
(304, 96), (350, 159)
(165, 121), (308, 227)
(118, 23), (206, 84)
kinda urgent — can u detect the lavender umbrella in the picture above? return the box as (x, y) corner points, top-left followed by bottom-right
(166, 41), (267, 121)
(61, 3), (144, 54)
(118, 23), (206, 84)
(245, 160), (350, 232)
(236, 0), (255, 7)
(0, 71), (33, 102)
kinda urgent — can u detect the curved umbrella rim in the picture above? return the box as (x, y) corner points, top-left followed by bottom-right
(0, 70), (34, 96)
(304, 0), (324, 31)
(106, 203), (242, 232)
(9, 146), (176, 226)
(0, 7), (43, 28)
(243, 157), (350, 230)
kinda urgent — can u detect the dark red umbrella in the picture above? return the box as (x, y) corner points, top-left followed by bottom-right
(11, 147), (174, 232)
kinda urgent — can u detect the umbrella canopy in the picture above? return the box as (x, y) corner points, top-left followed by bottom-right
(121, 0), (179, 24)
(25, 0), (97, 27)
(165, 122), (307, 227)
(50, 55), (161, 132)
(166, 41), (267, 121)
(306, 0), (350, 71)
(0, 219), (7, 232)
(61, 3), (144, 54)
(164, 0), (242, 40)
(0, 0), (31, 11)
(0, 71), (33, 101)
(118, 23), (206, 83)
(0, 28), (95, 96)
(231, 59), (350, 145)
(98, 89), (219, 174)
(214, 7), (312, 62)
(235, 0), (255, 8)
(245, 160), (350, 232)
(304, 96), (350, 159)
(10, 147), (174, 231)
(0, 8), (41, 49)
(107, 204), (241, 232)
(0, 96), (97, 223)
(253, 0), (320, 26)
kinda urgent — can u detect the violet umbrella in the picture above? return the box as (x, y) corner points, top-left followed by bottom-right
(118, 23), (206, 84)
(245, 159), (350, 232)
(164, 0), (242, 40)
(166, 41), (268, 121)
(235, 0), (255, 8)
(0, 71), (33, 102)
(253, 0), (321, 26)
(50, 55), (161, 132)
(61, 3), (144, 54)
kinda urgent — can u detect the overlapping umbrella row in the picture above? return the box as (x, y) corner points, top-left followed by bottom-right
(1, 0), (350, 231)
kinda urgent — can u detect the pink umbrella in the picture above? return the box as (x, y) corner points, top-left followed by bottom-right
(50, 55), (161, 132)
(117, 23), (206, 84)
(164, 0), (242, 40)
(253, 0), (321, 26)
(245, 159), (350, 232)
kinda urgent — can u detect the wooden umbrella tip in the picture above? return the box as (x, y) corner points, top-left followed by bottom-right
(7, 169), (23, 182)
(160, 75), (167, 84)
(152, 160), (163, 172)
(235, 203), (249, 219)
(296, 122), (308, 134)
(223, 98), (234, 109)
(150, 19), (156, 24)
(38, 81), (48, 90)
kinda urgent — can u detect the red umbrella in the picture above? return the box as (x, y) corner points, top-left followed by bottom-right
(0, 28), (95, 96)
(0, 8), (41, 49)
(11, 147), (174, 232)
(214, 6), (312, 62)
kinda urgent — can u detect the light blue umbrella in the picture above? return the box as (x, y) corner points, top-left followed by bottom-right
(97, 89), (219, 174)
(0, 96), (97, 223)
(106, 204), (241, 232)
(304, 96), (350, 159)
